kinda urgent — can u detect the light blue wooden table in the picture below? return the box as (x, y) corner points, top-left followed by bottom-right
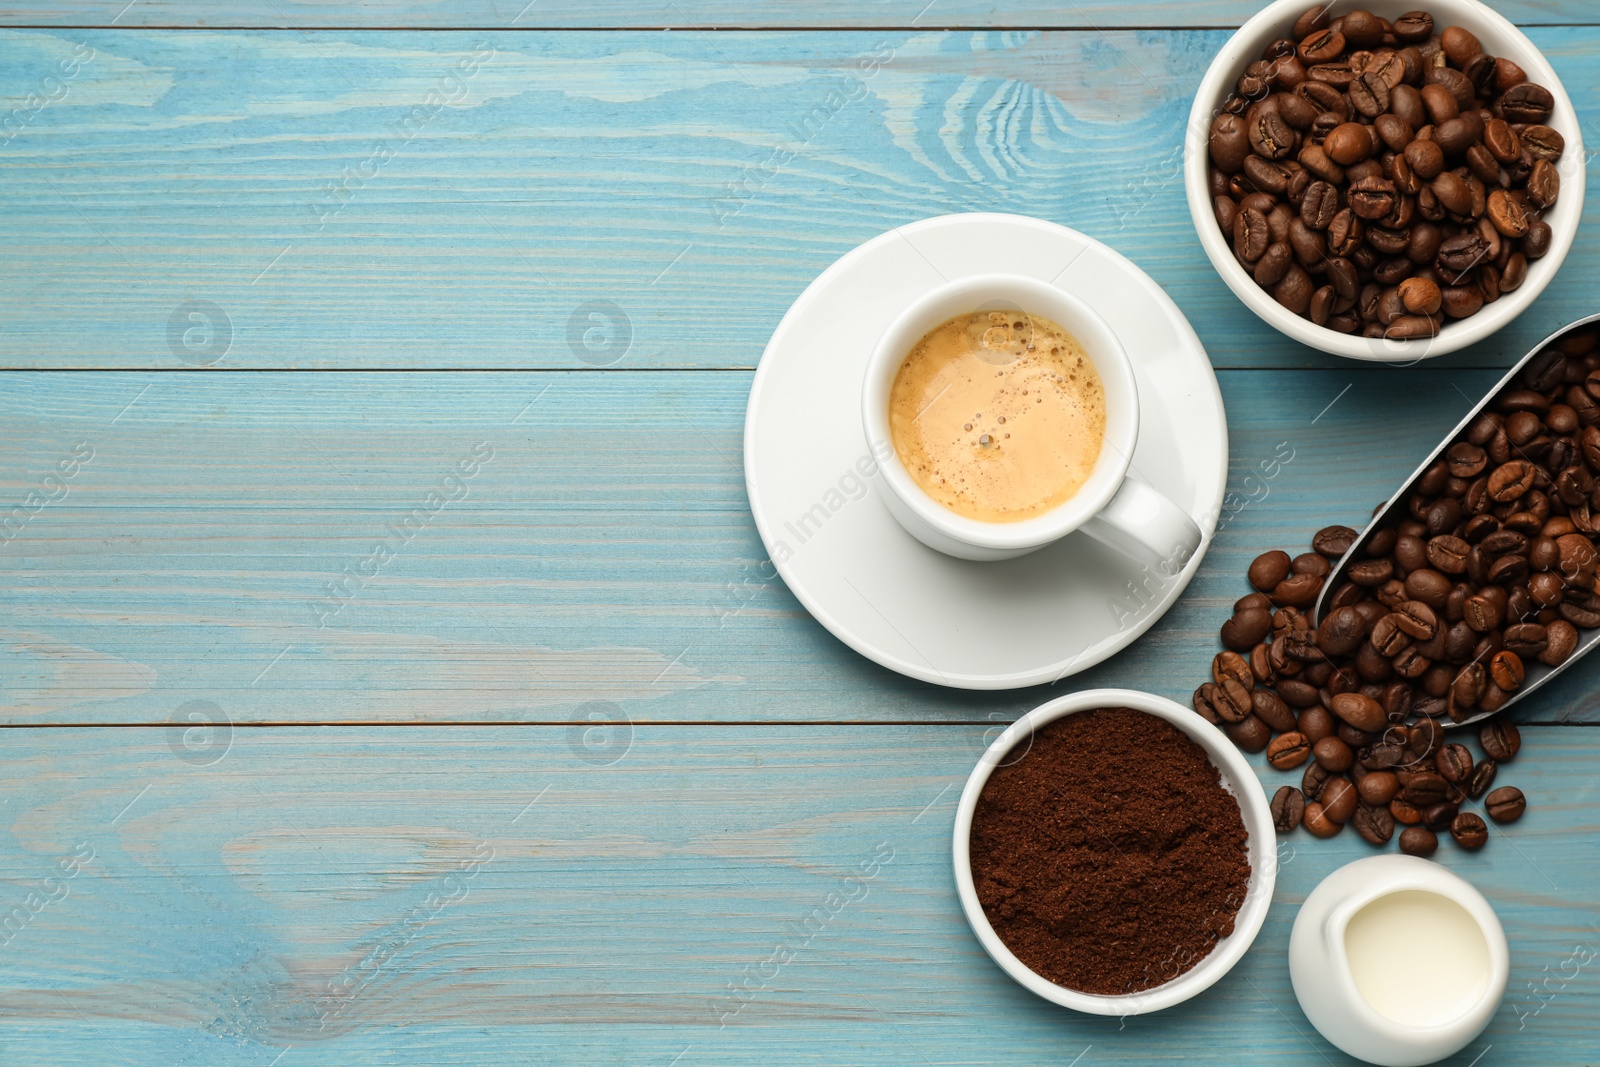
(2, 2), (1597, 1064)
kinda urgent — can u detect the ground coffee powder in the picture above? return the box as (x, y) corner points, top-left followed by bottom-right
(969, 706), (1252, 995)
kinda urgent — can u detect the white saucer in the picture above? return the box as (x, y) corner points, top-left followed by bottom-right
(743, 213), (1228, 690)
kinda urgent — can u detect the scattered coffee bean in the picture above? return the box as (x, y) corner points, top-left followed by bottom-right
(1399, 825), (1439, 856)
(1331, 692), (1386, 732)
(1353, 802), (1395, 846)
(1313, 525), (1358, 557)
(1272, 785), (1307, 831)
(1467, 758), (1497, 799)
(1302, 761), (1333, 802)
(1451, 811), (1489, 850)
(1268, 731), (1313, 769)
(1225, 713), (1272, 752)
(1249, 550), (1292, 592)
(1357, 769), (1399, 806)
(1423, 801), (1460, 832)
(1313, 735), (1355, 772)
(1484, 785), (1526, 823)
(1222, 606), (1274, 651)
(1435, 743), (1473, 783)
(1479, 720), (1520, 762)
(1389, 797), (1423, 825)
(1304, 801), (1343, 838)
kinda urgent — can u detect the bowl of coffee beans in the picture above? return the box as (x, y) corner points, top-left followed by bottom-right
(953, 689), (1275, 1014)
(1185, 0), (1584, 360)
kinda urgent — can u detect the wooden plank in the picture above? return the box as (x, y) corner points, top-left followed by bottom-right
(1, 28), (1594, 372)
(0, 724), (1593, 1065)
(2, 0), (1597, 29)
(8, 367), (1600, 725)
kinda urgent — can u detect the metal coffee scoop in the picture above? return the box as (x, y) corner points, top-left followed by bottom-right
(1313, 313), (1600, 728)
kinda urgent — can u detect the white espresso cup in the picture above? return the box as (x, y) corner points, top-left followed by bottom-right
(861, 274), (1202, 565)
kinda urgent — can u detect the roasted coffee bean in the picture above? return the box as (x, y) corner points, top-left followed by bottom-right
(1214, 650), (1253, 688)
(1486, 189), (1529, 238)
(1298, 704), (1336, 742)
(1435, 743), (1473, 783)
(1300, 180), (1339, 228)
(1304, 763), (1340, 807)
(1331, 692), (1388, 732)
(1399, 276), (1443, 316)
(1504, 622), (1548, 657)
(1399, 825), (1438, 856)
(1213, 677), (1254, 723)
(1268, 731), (1313, 770)
(1312, 524), (1350, 559)
(1251, 107), (1297, 160)
(1225, 713), (1272, 752)
(1243, 154), (1293, 196)
(1439, 24), (1482, 65)
(1336, 722), (1372, 749)
(1449, 661), (1487, 713)
(1357, 769), (1399, 805)
(1402, 718), (1439, 762)
(1222, 606), (1274, 651)
(1273, 570), (1324, 606)
(1370, 613), (1412, 655)
(1272, 785), (1307, 831)
(1538, 619), (1578, 665)
(1353, 802), (1395, 846)
(1320, 776), (1358, 823)
(1299, 28), (1345, 64)
(1520, 124), (1564, 162)
(1499, 82), (1554, 124)
(1485, 785), (1526, 823)
(1313, 735), (1354, 772)
(1404, 771), (1449, 807)
(1525, 220), (1553, 259)
(1402, 569), (1449, 609)
(1250, 643), (1275, 683)
(1393, 600), (1439, 639)
(1426, 535), (1471, 573)
(1467, 758), (1497, 799)
(1253, 688), (1298, 732)
(1441, 286), (1484, 320)
(1490, 649), (1524, 690)
(1479, 719), (1520, 761)
(1303, 801), (1343, 838)
(1281, 679), (1323, 709)
(1349, 175), (1398, 219)
(1249, 549), (1292, 591)
(1423, 801), (1460, 832)
(1349, 559), (1395, 586)
(1324, 121), (1371, 165)
(1488, 460), (1536, 502)
(1317, 605), (1368, 656)
(1390, 796), (1424, 825)
(1451, 811), (1489, 849)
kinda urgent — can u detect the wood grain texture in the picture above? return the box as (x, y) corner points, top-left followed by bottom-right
(0, 725), (1594, 1066)
(1, 0), (1597, 28)
(1, 27), (1595, 372)
(7, 367), (1600, 726)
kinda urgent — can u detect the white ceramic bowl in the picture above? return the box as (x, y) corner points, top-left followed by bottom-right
(951, 688), (1277, 1015)
(1185, 0), (1586, 361)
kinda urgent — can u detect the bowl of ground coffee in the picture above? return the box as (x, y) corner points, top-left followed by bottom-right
(953, 689), (1276, 1014)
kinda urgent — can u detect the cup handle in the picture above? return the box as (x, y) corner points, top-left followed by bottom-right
(1081, 473), (1203, 576)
